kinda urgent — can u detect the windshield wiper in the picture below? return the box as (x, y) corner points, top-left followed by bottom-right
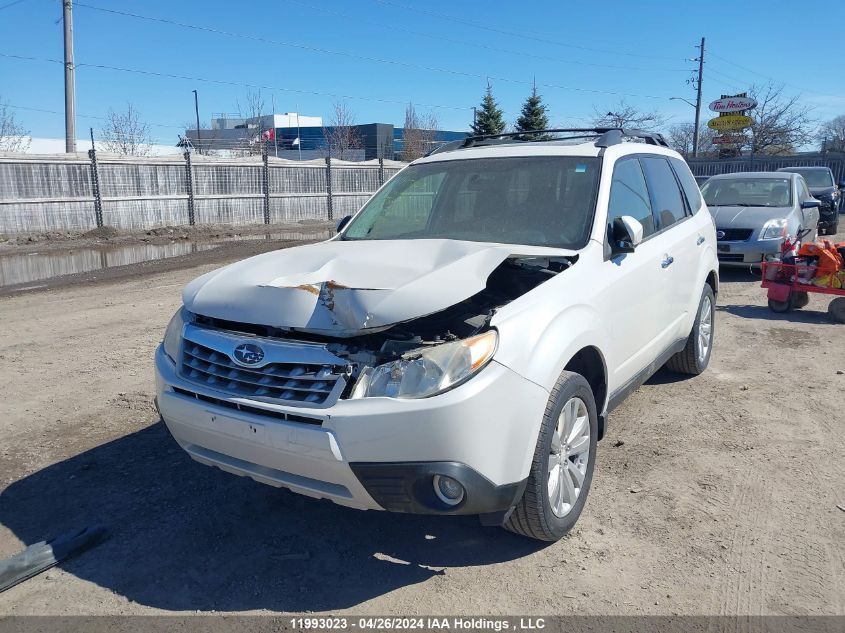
(709, 203), (771, 207)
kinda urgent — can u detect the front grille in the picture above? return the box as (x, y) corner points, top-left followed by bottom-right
(181, 339), (346, 406)
(717, 228), (753, 241)
(172, 387), (323, 425)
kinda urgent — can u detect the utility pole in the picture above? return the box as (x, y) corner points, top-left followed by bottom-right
(63, 0), (76, 153)
(692, 37), (705, 158)
(271, 93), (278, 157)
(192, 89), (201, 154)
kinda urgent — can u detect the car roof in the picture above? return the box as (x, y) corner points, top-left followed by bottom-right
(776, 166), (831, 172)
(706, 171), (796, 181)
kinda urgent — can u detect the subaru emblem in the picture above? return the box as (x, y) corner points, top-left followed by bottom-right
(716, 230), (725, 239)
(233, 343), (265, 366)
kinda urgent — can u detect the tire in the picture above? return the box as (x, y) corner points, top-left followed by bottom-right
(768, 298), (791, 313)
(666, 284), (715, 376)
(829, 297), (845, 324)
(791, 291), (809, 310)
(504, 371), (598, 542)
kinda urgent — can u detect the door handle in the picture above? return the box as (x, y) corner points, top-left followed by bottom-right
(661, 255), (674, 268)
(696, 235), (705, 246)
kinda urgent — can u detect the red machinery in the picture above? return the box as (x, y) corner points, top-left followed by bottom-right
(760, 229), (845, 322)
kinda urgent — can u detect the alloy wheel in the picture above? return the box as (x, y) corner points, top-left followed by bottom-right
(697, 294), (713, 364)
(547, 397), (590, 518)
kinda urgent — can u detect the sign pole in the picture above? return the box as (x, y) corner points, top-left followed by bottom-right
(693, 37), (705, 158)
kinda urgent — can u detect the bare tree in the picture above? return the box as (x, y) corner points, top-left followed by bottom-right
(323, 101), (364, 160)
(0, 97), (30, 152)
(99, 103), (153, 156)
(591, 100), (667, 130)
(401, 103), (439, 162)
(235, 89), (267, 155)
(817, 114), (845, 153)
(667, 122), (717, 158)
(742, 83), (814, 155)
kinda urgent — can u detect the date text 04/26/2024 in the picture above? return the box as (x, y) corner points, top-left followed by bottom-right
(288, 617), (547, 631)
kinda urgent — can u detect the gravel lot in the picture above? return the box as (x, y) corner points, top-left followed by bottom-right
(0, 228), (843, 616)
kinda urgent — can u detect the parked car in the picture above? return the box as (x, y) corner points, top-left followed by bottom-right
(776, 166), (841, 235)
(700, 172), (821, 267)
(155, 128), (719, 542)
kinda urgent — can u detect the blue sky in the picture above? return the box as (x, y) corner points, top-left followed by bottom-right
(1, 0), (843, 145)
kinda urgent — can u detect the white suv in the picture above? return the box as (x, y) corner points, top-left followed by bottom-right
(155, 129), (718, 542)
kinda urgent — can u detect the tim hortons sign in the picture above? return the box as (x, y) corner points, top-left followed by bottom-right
(709, 96), (757, 113)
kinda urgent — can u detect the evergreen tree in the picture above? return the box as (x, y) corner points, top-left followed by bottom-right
(514, 83), (550, 139)
(471, 84), (506, 136)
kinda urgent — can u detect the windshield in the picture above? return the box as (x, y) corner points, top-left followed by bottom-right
(701, 177), (793, 207)
(788, 169), (834, 188)
(342, 156), (601, 248)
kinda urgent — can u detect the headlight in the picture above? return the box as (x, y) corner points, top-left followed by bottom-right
(349, 330), (498, 399)
(162, 308), (190, 362)
(760, 219), (788, 239)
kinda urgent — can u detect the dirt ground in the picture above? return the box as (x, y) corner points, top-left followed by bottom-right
(0, 227), (843, 617)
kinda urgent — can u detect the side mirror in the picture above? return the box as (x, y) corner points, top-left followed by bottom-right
(838, 181), (845, 189)
(800, 199), (821, 209)
(336, 215), (352, 232)
(610, 216), (644, 254)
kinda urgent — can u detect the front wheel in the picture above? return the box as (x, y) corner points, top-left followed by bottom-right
(666, 284), (715, 375)
(504, 371), (597, 542)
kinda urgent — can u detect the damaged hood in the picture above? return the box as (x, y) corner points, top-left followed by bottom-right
(183, 238), (573, 337)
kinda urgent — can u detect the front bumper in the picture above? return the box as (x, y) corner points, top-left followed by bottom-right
(716, 237), (782, 267)
(819, 206), (839, 229)
(155, 344), (548, 514)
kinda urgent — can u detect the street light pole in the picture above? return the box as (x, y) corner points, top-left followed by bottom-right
(693, 37), (705, 158)
(192, 90), (201, 154)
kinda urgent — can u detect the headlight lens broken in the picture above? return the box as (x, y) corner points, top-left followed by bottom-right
(349, 330), (498, 399)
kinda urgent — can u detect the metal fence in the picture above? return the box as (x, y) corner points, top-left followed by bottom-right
(0, 152), (407, 234)
(687, 153), (845, 182)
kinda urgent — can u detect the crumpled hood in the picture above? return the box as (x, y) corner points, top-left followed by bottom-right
(808, 185), (836, 198)
(710, 205), (793, 228)
(183, 238), (573, 337)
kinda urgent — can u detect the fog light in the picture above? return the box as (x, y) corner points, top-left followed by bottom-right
(433, 475), (465, 506)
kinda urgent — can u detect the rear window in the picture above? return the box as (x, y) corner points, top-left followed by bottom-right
(640, 156), (687, 228)
(668, 157), (703, 213)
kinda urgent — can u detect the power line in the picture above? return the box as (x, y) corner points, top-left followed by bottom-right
(69, 2), (675, 100)
(5, 103), (184, 129)
(706, 67), (748, 91)
(0, 52), (469, 110)
(0, 0), (28, 10)
(284, 0), (690, 74)
(373, 0), (684, 62)
(709, 50), (845, 100)
(0, 50), (675, 103)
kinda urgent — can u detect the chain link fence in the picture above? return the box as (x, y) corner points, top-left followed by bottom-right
(0, 152), (406, 234)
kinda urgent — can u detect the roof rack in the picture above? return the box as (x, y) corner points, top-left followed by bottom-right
(427, 127), (668, 156)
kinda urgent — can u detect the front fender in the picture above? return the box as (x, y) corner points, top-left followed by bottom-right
(492, 301), (611, 411)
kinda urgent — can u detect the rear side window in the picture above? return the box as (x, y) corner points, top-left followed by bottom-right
(668, 156), (702, 213)
(640, 156), (687, 229)
(607, 157), (655, 238)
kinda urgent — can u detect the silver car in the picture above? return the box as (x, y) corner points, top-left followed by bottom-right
(700, 172), (821, 267)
